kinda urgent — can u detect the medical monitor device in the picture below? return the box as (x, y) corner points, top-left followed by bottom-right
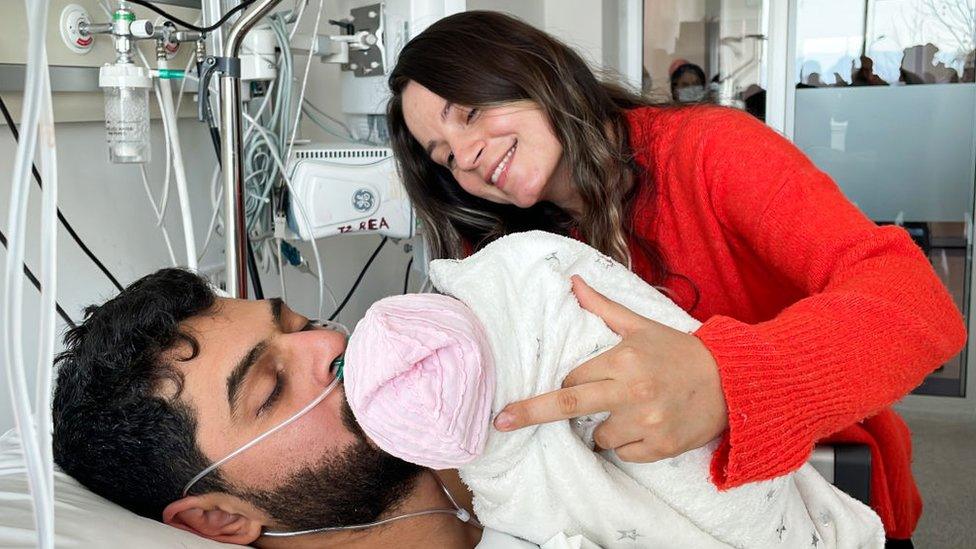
(286, 145), (415, 240)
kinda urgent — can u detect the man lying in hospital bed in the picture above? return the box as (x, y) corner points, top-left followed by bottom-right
(11, 232), (880, 548)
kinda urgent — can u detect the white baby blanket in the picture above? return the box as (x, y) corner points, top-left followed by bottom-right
(429, 231), (884, 549)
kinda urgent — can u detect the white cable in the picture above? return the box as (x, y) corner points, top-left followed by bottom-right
(133, 45), (173, 230)
(173, 45), (198, 116)
(245, 80), (276, 139)
(197, 166), (222, 261)
(34, 32), (58, 534)
(139, 165), (180, 266)
(161, 22), (202, 225)
(134, 45), (197, 271)
(243, 112), (332, 317)
(276, 237), (287, 300)
(284, 0), (325, 164)
(5, 0), (54, 545)
(157, 56), (198, 270)
(288, 0), (309, 41)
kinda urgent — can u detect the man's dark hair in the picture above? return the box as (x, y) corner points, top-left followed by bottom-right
(52, 268), (227, 520)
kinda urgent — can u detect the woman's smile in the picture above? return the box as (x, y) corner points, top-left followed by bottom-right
(489, 140), (518, 190)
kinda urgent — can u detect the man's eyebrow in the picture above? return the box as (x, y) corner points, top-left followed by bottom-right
(425, 101), (453, 157)
(226, 299), (287, 416)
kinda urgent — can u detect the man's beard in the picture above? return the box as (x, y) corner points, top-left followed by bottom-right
(238, 396), (424, 532)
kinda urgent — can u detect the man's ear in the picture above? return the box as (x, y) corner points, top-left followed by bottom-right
(163, 493), (266, 545)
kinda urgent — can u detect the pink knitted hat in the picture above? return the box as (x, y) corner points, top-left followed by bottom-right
(344, 293), (495, 469)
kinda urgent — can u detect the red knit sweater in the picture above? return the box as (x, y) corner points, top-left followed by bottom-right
(622, 106), (967, 539)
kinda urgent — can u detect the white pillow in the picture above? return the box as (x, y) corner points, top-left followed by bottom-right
(0, 429), (244, 549)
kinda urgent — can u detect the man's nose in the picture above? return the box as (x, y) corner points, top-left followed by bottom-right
(309, 330), (346, 387)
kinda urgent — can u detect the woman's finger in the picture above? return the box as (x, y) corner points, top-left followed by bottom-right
(591, 414), (644, 451)
(561, 349), (616, 388)
(613, 439), (666, 463)
(570, 275), (644, 337)
(494, 380), (624, 431)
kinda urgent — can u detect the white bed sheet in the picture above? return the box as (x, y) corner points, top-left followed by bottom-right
(0, 429), (244, 549)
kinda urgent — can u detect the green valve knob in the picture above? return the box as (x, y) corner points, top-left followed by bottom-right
(157, 69), (185, 79)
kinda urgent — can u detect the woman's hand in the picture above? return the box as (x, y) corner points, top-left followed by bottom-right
(493, 276), (729, 462)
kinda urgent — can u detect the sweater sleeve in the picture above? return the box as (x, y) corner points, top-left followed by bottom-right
(688, 108), (967, 489)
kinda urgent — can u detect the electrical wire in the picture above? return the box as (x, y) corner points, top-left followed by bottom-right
(301, 105), (358, 142)
(123, 0), (257, 33)
(284, 0), (325, 163)
(301, 98), (354, 137)
(403, 256), (413, 294)
(329, 237), (388, 322)
(242, 112), (333, 317)
(197, 166), (223, 260)
(0, 92), (124, 292)
(288, 0), (309, 40)
(0, 230), (75, 327)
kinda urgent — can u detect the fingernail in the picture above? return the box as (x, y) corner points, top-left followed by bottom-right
(494, 411), (514, 430)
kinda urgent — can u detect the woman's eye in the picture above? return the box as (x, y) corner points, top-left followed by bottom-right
(466, 108), (479, 123)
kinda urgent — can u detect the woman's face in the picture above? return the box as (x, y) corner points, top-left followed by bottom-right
(401, 81), (577, 212)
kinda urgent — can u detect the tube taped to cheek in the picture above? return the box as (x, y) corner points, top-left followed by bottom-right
(344, 294), (495, 470)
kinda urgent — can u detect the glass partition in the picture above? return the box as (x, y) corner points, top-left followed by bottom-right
(792, 0), (975, 397)
(642, 0), (769, 119)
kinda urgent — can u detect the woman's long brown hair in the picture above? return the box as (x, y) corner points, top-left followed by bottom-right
(387, 10), (666, 280)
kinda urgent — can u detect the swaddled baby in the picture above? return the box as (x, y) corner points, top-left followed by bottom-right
(344, 231), (884, 549)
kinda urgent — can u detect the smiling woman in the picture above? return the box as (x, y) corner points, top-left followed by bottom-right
(387, 11), (662, 275)
(385, 10), (967, 547)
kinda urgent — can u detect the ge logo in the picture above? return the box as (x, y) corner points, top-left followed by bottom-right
(352, 188), (375, 212)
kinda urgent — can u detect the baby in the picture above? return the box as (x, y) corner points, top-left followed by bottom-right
(344, 231), (884, 549)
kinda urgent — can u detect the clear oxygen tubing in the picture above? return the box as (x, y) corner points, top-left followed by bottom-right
(34, 40), (59, 523)
(261, 470), (479, 538)
(157, 56), (199, 270)
(4, 0), (55, 546)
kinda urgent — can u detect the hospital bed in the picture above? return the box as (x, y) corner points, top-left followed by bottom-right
(0, 428), (872, 548)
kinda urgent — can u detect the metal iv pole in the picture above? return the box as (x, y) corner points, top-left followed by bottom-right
(217, 0), (284, 297)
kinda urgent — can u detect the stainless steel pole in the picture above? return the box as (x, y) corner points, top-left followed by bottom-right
(201, 0), (225, 57)
(220, 0), (283, 297)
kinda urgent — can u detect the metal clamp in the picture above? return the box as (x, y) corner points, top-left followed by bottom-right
(196, 55), (241, 123)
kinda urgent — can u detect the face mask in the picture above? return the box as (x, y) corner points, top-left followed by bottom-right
(677, 85), (706, 102)
(179, 319), (478, 538)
